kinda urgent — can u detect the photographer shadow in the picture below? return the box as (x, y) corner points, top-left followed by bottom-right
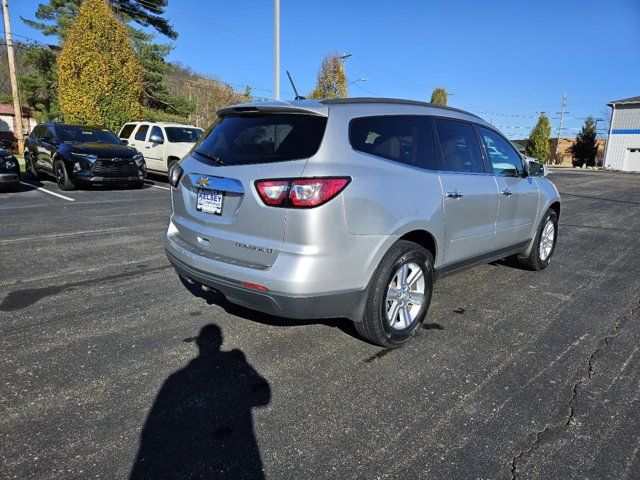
(130, 324), (270, 480)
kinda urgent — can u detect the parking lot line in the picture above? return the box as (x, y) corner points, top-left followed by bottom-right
(145, 181), (170, 191)
(20, 181), (75, 202)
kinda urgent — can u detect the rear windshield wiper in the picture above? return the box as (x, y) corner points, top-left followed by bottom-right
(194, 149), (224, 165)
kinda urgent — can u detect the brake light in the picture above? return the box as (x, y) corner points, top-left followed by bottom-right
(169, 164), (183, 188)
(255, 177), (350, 208)
(255, 180), (289, 205)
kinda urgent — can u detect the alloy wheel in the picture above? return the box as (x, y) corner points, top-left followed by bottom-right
(539, 219), (555, 261)
(385, 261), (426, 330)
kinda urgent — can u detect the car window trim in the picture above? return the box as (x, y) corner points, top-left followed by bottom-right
(477, 125), (524, 177)
(347, 114), (436, 171)
(431, 115), (488, 174)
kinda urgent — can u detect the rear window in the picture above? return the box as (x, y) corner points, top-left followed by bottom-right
(349, 116), (434, 169)
(119, 124), (136, 139)
(166, 127), (203, 143)
(193, 114), (327, 166)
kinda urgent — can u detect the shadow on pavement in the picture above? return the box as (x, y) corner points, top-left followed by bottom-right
(129, 324), (270, 480)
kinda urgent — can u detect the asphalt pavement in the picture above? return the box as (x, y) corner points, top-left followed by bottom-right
(1, 170), (639, 479)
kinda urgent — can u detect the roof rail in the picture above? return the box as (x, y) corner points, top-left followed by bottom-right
(320, 97), (482, 119)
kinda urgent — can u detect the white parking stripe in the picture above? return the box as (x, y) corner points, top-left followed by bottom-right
(145, 181), (170, 191)
(20, 181), (75, 202)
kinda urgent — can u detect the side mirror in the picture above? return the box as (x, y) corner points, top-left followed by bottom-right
(149, 134), (164, 144)
(528, 160), (548, 177)
(120, 138), (129, 145)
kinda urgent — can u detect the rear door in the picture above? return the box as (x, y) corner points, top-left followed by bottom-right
(37, 125), (56, 173)
(171, 112), (328, 268)
(130, 123), (150, 160)
(433, 117), (499, 264)
(478, 126), (539, 248)
(145, 125), (166, 172)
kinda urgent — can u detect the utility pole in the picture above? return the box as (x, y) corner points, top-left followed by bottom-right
(273, 0), (280, 100)
(553, 92), (568, 164)
(2, 0), (24, 155)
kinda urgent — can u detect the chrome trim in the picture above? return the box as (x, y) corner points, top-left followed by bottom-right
(187, 173), (244, 193)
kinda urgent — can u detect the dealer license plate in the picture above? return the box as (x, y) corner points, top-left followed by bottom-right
(196, 188), (223, 215)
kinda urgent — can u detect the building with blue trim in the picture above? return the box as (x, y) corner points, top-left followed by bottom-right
(604, 96), (640, 171)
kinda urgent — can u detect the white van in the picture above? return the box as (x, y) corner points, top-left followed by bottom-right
(118, 122), (204, 175)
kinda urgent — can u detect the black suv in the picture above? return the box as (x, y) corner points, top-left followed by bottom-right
(0, 147), (20, 192)
(24, 123), (147, 191)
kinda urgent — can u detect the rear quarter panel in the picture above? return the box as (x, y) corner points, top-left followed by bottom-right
(300, 105), (446, 268)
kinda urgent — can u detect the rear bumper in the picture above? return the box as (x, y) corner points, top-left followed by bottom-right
(166, 249), (367, 322)
(0, 172), (19, 184)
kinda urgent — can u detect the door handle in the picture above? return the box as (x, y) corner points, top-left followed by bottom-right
(446, 191), (464, 199)
(502, 189), (513, 196)
(145, 146), (150, 149)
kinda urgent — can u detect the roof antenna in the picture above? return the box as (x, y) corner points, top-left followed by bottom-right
(286, 70), (305, 100)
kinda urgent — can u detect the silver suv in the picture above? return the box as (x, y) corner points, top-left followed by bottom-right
(165, 98), (561, 347)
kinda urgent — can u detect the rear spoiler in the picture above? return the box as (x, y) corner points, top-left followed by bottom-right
(217, 101), (328, 117)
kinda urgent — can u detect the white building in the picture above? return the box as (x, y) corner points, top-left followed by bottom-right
(603, 96), (640, 172)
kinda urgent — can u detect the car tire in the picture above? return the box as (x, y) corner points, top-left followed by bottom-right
(518, 209), (558, 271)
(25, 153), (39, 180)
(53, 159), (75, 191)
(355, 240), (434, 348)
(168, 158), (178, 176)
(8, 182), (20, 193)
(131, 180), (144, 189)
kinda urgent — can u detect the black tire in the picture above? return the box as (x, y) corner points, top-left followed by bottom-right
(8, 182), (20, 193)
(168, 158), (178, 177)
(25, 153), (39, 180)
(131, 180), (144, 189)
(355, 240), (434, 348)
(518, 209), (558, 271)
(53, 159), (75, 191)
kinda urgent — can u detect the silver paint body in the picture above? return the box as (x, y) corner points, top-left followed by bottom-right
(165, 99), (561, 320)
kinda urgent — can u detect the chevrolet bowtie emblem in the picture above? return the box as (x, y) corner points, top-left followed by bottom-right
(196, 177), (210, 187)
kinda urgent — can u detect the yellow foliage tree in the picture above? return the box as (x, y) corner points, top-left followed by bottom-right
(57, 0), (144, 131)
(308, 53), (347, 100)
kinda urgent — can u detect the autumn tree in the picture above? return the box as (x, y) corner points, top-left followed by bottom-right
(430, 87), (448, 106)
(526, 113), (552, 163)
(57, 0), (143, 131)
(570, 116), (599, 167)
(308, 53), (347, 100)
(21, 0), (186, 119)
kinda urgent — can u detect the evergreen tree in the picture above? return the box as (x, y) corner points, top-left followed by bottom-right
(430, 87), (448, 106)
(19, 46), (60, 120)
(21, 0), (183, 117)
(308, 54), (347, 100)
(57, 0), (143, 131)
(570, 116), (599, 167)
(526, 113), (552, 163)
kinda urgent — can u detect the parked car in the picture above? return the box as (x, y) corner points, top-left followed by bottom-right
(0, 147), (20, 192)
(165, 98), (561, 347)
(24, 123), (146, 191)
(118, 122), (203, 176)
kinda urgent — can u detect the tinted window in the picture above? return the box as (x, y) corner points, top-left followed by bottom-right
(434, 118), (484, 173)
(479, 127), (523, 176)
(150, 126), (164, 141)
(165, 127), (203, 143)
(31, 125), (45, 139)
(349, 116), (434, 169)
(194, 114), (327, 166)
(57, 125), (120, 144)
(135, 125), (149, 141)
(119, 124), (136, 139)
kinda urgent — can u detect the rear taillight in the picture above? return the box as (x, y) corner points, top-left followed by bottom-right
(169, 164), (183, 188)
(255, 177), (350, 208)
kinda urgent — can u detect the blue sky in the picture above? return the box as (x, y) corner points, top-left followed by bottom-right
(8, 0), (640, 138)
